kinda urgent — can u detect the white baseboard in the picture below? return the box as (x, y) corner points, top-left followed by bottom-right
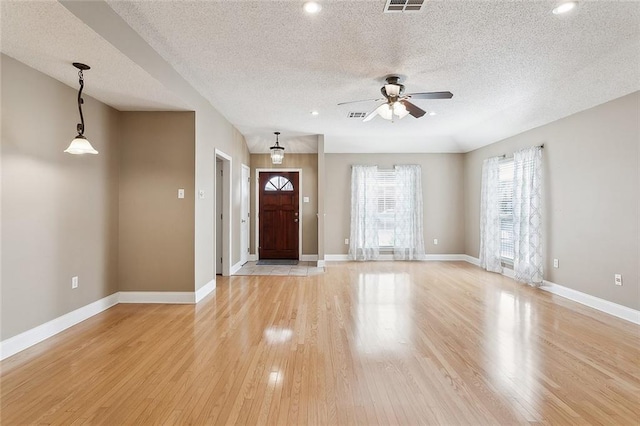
(118, 291), (194, 304)
(5, 257), (636, 361)
(0, 293), (119, 361)
(326, 254), (350, 261)
(325, 253), (471, 262)
(195, 279), (216, 303)
(1, 283), (225, 361)
(231, 261), (243, 275)
(316, 259), (326, 268)
(424, 254), (466, 261)
(541, 280), (640, 325)
(461, 255), (480, 266)
(463, 255), (639, 324)
(248, 254), (257, 261)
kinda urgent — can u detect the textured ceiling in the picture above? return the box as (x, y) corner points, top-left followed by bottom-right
(0, 1), (189, 111)
(2, 1), (639, 153)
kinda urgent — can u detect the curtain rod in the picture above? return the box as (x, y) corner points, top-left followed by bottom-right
(499, 144), (544, 158)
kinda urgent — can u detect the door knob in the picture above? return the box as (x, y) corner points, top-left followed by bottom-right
(294, 219), (298, 222)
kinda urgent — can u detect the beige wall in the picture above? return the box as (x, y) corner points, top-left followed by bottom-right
(1, 54), (252, 341)
(464, 91), (639, 310)
(249, 154), (319, 256)
(195, 119), (250, 287)
(324, 153), (465, 255)
(1, 55), (120, 339)
(58, 0), (252, 290)
(317, 137), (326, 262)
(118, 112), (195, 292)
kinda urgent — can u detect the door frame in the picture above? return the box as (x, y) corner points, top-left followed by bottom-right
(255, 168), (302, 261)
(215, 149), (232, 276)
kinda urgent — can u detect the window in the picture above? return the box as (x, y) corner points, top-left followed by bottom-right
(498, 159), (514, 264)
(350, 164), (424, 260)
(265, 176), (293, 191)
(376, 169), (396, 247)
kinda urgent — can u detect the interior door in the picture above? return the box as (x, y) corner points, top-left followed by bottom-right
(240, 165), (250, 265)
(259, 171), (299, 259)
(216, 161), (223, 274)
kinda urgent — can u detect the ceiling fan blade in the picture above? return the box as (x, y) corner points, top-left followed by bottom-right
(401, 100), (427, 118)
(406, 91), (453, 100)
(337, 97), (384, 106)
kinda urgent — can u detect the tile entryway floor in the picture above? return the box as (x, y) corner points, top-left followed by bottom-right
(233, 261), (325, 276)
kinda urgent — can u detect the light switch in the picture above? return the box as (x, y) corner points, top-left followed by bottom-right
(178, 189), (185, 199)
(303, 196), (310, 203)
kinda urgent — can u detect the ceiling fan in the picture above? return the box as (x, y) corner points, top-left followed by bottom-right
(338, 75), (453, 122)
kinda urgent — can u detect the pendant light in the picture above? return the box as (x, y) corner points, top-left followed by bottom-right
(270, 131), (285, 164)
(64, 62), (98, 155)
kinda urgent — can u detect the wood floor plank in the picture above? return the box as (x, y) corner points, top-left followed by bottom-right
(2, 261), (639, 425)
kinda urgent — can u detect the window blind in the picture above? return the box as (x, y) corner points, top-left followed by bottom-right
(376, 169), (396, 247)
(498, 159), (514, 263)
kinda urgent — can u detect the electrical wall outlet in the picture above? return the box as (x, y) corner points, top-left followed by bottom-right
(344, 238), (349, 245)
(553, 259), (559, 268)
(433, 239), (438, 245)
(615, 274), (622, 286)
(178, 189), (185, 199)
(72, 276), (78, 289)
(199, 190), (205, 199)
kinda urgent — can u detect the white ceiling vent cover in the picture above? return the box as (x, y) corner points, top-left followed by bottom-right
(384, 0), (425, 13)
(348, 112), (368, 118)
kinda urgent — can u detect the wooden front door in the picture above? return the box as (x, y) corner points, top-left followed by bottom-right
(259, 171), (299, 259)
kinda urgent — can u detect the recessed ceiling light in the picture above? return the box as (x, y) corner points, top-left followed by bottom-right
(303, 1), (322, 14)
(311, 110), (319, 116)
(428, 111), (436, 116)
(552, 1), (577, 15)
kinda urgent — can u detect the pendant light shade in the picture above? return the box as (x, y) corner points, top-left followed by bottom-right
(64, 135), (99, 155)
(270, 132), (285, 164)
(65, 62), (98, 155)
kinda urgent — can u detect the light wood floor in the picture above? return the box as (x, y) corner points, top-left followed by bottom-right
(2, 262), (639, 425)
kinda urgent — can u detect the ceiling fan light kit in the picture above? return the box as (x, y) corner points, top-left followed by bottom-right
(339, 75), (453, 122)
(393, 102), (410, 119)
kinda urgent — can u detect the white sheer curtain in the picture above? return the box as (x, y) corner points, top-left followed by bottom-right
(479, 157), (503, 273)
(393, 165), (425, 260)
(513, 146), (544, 286)
(349, 165), (379, 260)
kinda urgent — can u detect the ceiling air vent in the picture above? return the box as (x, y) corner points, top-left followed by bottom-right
(384, 0), (425, 13)
(348, 112), (368, 119)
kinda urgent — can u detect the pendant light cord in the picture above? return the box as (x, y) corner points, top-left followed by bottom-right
(77, 69), (85, 136)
